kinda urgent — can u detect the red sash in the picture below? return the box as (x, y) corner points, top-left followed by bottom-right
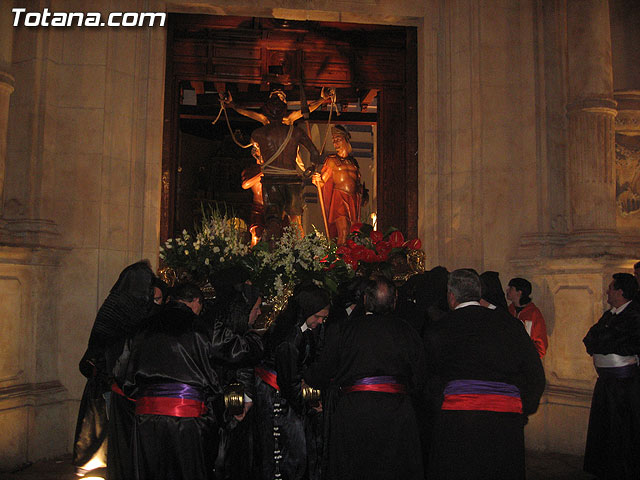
(441, 379), (523, 414)
(111, 382), (135, 402)
(255, 366), (280, 391)
(135, 396), (206, 417)
(342, 383), (406, 394)
(441, 394), (523, 414)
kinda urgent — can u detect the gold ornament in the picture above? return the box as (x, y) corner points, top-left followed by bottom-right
(223, 383), (245, 416)
(302, 384), (322, 405)
(158, 266), (177, 286)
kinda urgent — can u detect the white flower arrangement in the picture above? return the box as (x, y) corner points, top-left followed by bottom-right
(252, 226), (334, 298)
(159, 209), (251, 282)
(159, 210), (353, 299)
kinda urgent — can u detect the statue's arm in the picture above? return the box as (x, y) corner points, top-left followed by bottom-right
(232, 106), (268, 125)
(283, 88), (330, 125)
(224, 93), (269, 125)
(320, 157), (335, 183)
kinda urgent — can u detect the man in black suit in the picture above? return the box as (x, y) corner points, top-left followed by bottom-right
(583, 272), (640, 479)
(424, 269), (545, 480)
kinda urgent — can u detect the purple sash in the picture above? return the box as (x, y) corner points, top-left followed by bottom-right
(442, 379), (522, 413)
(141, 382), (204, 402)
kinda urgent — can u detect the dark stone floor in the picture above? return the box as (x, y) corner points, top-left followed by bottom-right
(0, 451), (597, 480)
(526, 450), (595, 480)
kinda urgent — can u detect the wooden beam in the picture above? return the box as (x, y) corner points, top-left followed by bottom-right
(359, 89), (379, 112)
(360, 89), (378, 106)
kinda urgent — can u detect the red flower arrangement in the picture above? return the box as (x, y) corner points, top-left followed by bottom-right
(334, 223), (422, 273)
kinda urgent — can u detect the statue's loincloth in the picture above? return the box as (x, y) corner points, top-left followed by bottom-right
(328, 188), (360, 224)
(262, 173), (305, 218)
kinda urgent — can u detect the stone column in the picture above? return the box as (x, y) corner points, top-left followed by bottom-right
(0, 11), (14, 218)
(566, 0), (617, 237)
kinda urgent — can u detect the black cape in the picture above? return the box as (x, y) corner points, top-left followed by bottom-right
(73, 288), (153, 475)
(119, 302), (264, 480)
(424, 305), (545, 480)
(209, 286), (262, 480)
(255, 323), (322, 480)
(305, 312), (426, 480)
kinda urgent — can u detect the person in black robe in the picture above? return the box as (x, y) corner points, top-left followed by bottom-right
(73, 260), (156, 478)
(117, 283), (264, 480)
(479, 270), (508, 311)
(304, 275), (427, 480)
(254, 284), (330, 480)
(583, 273), (640, 479)
(211, 283), (263, 480)
(424, 269), (545, 480)
(331, 276), (368, 325)
(393, 266), (449, 475)
(303, 276), (368, 478)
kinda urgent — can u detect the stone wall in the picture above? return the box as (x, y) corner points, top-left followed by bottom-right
(0, 0), (165, 468)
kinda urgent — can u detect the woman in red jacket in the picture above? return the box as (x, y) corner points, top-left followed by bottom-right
(506, 277), (549, 358)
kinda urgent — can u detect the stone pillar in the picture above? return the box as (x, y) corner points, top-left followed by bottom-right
(0, 10), (14, 218)
(566, 0), (617, 238)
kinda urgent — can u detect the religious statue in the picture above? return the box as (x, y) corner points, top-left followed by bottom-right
(241, 161), (264, 246)
(240, 92), (320, 238)
(313, 125), (364, 245)
(224, 88), (331, 126)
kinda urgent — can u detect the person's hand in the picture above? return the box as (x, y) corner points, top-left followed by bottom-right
(312, 401), (323, 413)
(221, 91), (234, 107)
(321, 87), (336, 101)
(311, 172), (323, 187)
(234, 401), (253, 422)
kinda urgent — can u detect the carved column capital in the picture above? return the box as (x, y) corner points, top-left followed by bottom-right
(614, 91), (640, 136)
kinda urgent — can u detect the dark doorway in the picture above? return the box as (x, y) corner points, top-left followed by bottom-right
(161, 14), (417, 240)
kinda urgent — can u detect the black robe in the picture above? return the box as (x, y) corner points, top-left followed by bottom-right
(255, 324), (322, 480)
(424, 305), (545, 480)
(119, 302), (264, 480)
(304, 313), (426, 480)
(73, 289), (153, 476)
(214, 364), (258, 480)
(205, 285), (262, 480)
(302, 304), (351, 478)
(583, 302), (640, 479)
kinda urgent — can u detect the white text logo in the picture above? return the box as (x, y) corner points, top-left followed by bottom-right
(12, 8), (166, 27)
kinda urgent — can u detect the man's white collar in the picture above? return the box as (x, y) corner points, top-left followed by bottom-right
(611, 300), (632, 315)
(455, 301), (482, 310)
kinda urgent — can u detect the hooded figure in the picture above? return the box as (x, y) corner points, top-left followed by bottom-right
(213, 283), (263, 480)
(73, 261), (156, 478)
(255, 284), (330, 480)
(480, 271), (508, 311)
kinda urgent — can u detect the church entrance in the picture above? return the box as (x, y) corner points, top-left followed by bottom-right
(161, 14), (418, 241)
